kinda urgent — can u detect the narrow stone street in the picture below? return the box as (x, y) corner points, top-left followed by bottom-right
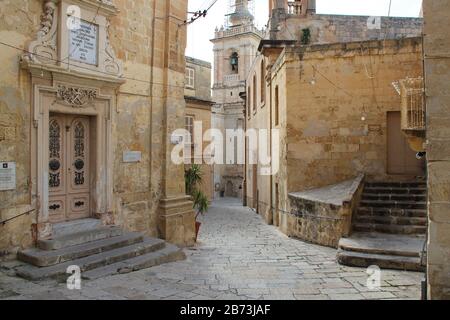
(0, 198), (423, 300)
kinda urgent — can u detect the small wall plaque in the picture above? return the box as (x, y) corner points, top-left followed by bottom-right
(123, 151), (142, 163)
(0, 162), (16, 191)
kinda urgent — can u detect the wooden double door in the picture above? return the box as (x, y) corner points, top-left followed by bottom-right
(48, 114), (91, 222)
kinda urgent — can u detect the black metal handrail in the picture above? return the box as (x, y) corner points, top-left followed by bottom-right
(0, 209), (35, 226)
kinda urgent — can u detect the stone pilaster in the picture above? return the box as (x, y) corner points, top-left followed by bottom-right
(155, 0), (195, 247)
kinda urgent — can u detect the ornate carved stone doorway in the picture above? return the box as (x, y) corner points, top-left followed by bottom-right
(48, 114), (92, 222)
(19, 0), (125, 239)
(30, 83), (117, 239)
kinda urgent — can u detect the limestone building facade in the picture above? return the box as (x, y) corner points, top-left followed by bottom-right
(0, 0), (195, 258)
(184, 56), (214, 201)
(244, 0), (424, 247)
(423, 0), (450, 300)
(211, 0), (263, 199)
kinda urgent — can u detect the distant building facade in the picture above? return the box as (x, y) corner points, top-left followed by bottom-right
(211, 0), (263, 199)
(244, 0), (425, 250)
(0, 0), (195, 257)
(184, 56), (214, 200)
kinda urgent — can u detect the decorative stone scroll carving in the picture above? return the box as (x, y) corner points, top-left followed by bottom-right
(22, 0), (58, 64)
(22, 0), (123, 80)
(104, 21), (123, 76)
(56, 85), (98, 107)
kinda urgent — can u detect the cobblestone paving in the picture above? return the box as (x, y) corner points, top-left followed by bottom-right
(0, 198), (423, 300)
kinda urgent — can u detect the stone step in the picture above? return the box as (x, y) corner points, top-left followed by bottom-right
(357, 207), (426, 218)
(361, 193), (427, 202)
(364, 187), (427, 195)
(366, 182), (426, 189)
(52, 219), (102, 238)
(338, 232), (425, 258)
(337, 249), (425, 272)
(82, 244), (185, 280)
(18, 232), (144, 267)
(15, 237), (166, 281)
(353, 223), (427, 235)
(37, 226), (123, 250)
(355, 215), (427, 227)
(359, 200), (427, 210)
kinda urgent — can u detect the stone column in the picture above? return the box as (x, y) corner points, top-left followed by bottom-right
(155, 0), (195, 247)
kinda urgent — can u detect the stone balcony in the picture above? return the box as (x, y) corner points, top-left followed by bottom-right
(287, 1), (304, 15)
(223, 74), (241, 85)
(214, 25), (264, 39)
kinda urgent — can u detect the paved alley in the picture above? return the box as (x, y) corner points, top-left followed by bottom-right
(0, 198), (423, 300)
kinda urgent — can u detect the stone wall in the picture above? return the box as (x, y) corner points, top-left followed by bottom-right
(185, 56), (212, 102)
(287, 175), (364, 248)
(0, 0), (44, 256)
(423, 0), (450, 300)
(284, 38), (424, 193)
(278, 13), (422, 44)
(245, 36), (424, 244)
(0, 0), (193, 257)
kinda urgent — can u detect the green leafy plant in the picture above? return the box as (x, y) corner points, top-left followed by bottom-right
(192, 189), (209, 219)
(184, 164), (208, 219)
(185, 164), (203, 195)
(301, 28), (311, 45)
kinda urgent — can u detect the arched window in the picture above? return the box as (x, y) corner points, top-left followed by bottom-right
(253, 74), (257, 111)
(275, 85), (279, 126)
(230, 52), (239, 73)
(260, 60), (265, 104)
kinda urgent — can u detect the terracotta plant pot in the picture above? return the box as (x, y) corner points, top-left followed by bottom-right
(195, 221), (202, 242)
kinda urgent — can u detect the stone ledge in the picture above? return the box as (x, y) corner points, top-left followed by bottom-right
(289, 174), (364, 207)
(286, 174), (365, 248)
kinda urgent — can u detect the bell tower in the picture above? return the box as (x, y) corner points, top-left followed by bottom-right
(229, 0), (254, 26)
(210, 0), (262, 199)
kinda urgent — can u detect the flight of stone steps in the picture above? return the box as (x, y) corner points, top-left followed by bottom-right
(337, 181), (427, 271)
(14, 221), (185, 281)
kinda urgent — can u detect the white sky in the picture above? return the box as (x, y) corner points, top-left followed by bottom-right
(186, 0), (423, 63)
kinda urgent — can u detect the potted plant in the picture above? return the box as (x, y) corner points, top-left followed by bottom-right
(184, 164), (209, 241)
(192, 190), (209, 241)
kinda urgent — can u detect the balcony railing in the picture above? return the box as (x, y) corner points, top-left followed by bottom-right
(224, 74), (240, 84)
(214, 25), (264, 39)
(393, 77), (425, 132)
(288, 1), (304, 15)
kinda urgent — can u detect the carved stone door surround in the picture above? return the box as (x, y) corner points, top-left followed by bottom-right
(21, 0), (124, 238)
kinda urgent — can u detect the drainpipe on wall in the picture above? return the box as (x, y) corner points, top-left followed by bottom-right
(268, 65), (274, 225)
(239, 85), (247, 207)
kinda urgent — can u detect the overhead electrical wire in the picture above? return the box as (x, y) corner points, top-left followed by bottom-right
(181, 0), (220, 26)
(0, 41), (188, 90)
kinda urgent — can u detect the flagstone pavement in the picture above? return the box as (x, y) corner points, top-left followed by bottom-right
(0, 198), (423, 300)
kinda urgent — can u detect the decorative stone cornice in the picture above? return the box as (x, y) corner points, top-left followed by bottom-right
(104, 21), (122, 76)
(56, 85), (98, 107)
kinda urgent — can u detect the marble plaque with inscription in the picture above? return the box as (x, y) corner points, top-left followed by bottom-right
(69, 20), (99, 65)
(0, 162), (16, 191)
